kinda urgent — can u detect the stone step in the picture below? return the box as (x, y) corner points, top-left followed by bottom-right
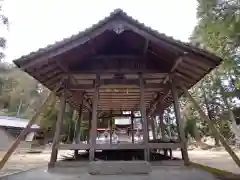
(88, 161), (151, 175)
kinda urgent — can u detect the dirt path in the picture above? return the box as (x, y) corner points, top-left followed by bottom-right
(173, 150), (240, 174)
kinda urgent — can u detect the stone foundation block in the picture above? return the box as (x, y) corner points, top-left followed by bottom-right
(88, 161), (151, 175)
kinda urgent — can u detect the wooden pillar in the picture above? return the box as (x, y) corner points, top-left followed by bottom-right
(170, 82), (190, 165)
(110, 117), (113, 144)
(150, 117), (156, 140)
(159, 113), (165, 139)
(183, 87), (240, 168)
(167, 114), (172, 139)
(74, 104), (83, 158)
(89, 77), (99, 161)
(131, 112), (134, 143)
(49, 94), (66, 166)
(140, 74), (149, 161)
(87, 111), (92, 144)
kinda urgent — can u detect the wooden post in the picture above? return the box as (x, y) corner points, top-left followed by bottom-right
(49, 93), (66, 167)
(74, 104), (83, 158)
(159, 113), (165, 139)
(183, 87), (240, 168)
(109, 111), (113, 144)
(150, 116), (156, 140)
(140, 73), (149, 161)
(131, 112), (134, 143)
(87, 111), (92, 144)
(171, 82), (190, 165)
(0, 82), (62, 170)
(89, 77), (99, 161)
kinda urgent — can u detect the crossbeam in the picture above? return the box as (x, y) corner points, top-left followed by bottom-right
(68, 83), (167, 90)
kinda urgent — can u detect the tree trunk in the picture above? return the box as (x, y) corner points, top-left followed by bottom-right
(183, 87), (240, 168)
(200, 82), (220, 147)
(181, 101), (209, 149)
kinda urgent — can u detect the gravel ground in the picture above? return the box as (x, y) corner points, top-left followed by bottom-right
(173, 150), (240, 174)
(0, 149), (239, 178)
(0, 165), (219, 180)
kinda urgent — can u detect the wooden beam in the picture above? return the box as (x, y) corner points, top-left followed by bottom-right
(148, 142), (181, 149)
(143, 39), (149, 55)
(119, 20), (220, 64)
(68, 83), (168, 90)
(147, 87), (170, 116)
(163, 56), (184, 84)
(66, 72), (168, 78)
(93, 54), (141, 60)
(146, 56), (185, 115)
(19, 22), (116, 70)
(171, 81), (189, 165)
(56, 61), (79, 85)
(0, 80), (63, 170)
(182, 87), (240, 168)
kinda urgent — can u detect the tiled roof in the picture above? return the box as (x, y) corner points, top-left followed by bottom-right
(14, 9), (221, 66)
(0, 116), (40, 129)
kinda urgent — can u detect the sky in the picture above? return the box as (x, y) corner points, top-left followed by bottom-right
(2, 0), (198, 62)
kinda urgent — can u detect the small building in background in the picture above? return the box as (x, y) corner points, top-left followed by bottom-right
(0, 116), (40, 151)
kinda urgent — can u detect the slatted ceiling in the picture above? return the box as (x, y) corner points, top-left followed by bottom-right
(100, 74), (115, 79)
(146, 79), (163, 84)
(123, 74), (136, 79)
(143, 73), (166, 79)
(74, 74), (96, 79)
(77, 79), (94, 84)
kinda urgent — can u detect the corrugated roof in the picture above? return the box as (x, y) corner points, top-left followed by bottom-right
(0, 116), (40, 129)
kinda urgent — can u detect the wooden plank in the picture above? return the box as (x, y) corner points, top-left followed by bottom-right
(57, 143), (183, 150)
(68, 83), (167, 90)
(93, 54), (141, 60)
(148, 143), (181, 149)
(95, 143), (145, 150)
(58, 143), (90, 150)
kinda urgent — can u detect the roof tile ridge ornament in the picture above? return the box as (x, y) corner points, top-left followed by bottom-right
(112, 23), (125, 34)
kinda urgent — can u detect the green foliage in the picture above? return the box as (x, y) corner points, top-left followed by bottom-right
(186, 0), (240, 145)
(0, 3), (8, 61)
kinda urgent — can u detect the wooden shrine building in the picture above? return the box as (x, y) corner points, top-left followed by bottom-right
(13, 9), (222, 167)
